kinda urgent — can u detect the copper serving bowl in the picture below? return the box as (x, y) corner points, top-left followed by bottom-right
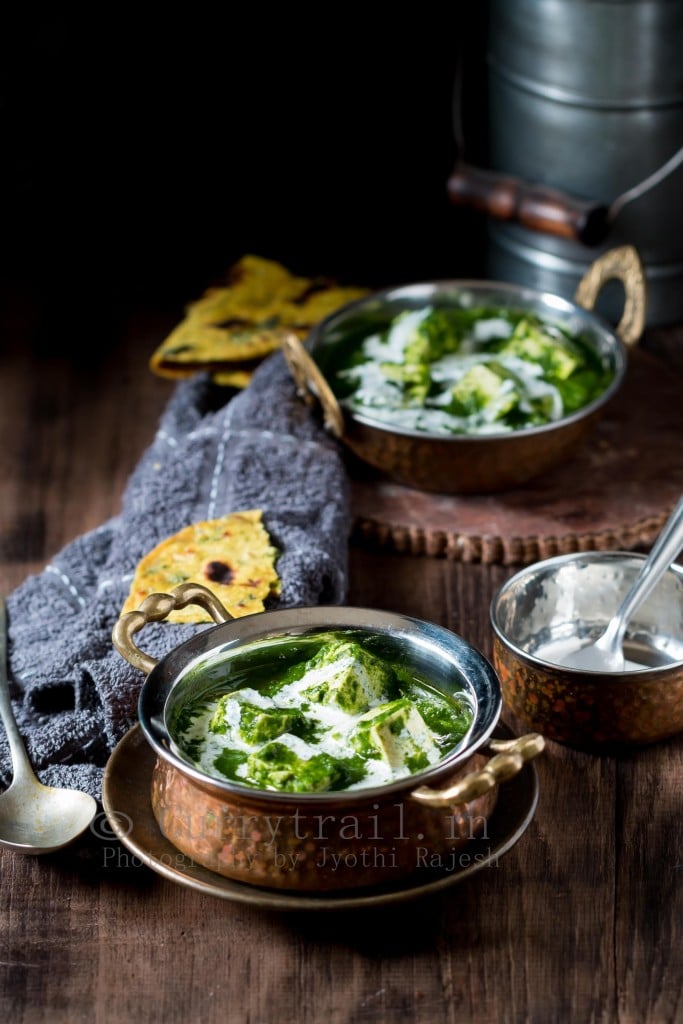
(282, 245), (646, 494)
(490, 551), (683, 749)
(113, 583), (544, 893)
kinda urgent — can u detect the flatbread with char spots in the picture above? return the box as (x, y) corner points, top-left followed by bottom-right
(120, 510), (281, 623)
(149, 255), (368, 385)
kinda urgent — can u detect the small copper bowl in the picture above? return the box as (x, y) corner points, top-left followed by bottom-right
(490, 551), (683, 749)
(113, 583), (543, 892)
(283, 245), (646, 494)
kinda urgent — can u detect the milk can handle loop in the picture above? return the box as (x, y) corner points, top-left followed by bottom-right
(112, 583), (233, 675)
(574, 244), (647, 347)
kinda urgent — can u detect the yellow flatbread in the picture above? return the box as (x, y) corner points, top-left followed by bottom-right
(210, 368), (256, 389)
(149, 319), (286, 379)
(121, 510), (281, 624)
(149, 254), (368, 384)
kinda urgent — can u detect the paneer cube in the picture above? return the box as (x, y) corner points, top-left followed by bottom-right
(236, 703), (301, 744)
(351, 697), (439, 772)
(301, 640), (393, 714)
(245, 742), (340, 793)
(499, 320), (581, 380)
(449, 363), (518, 419)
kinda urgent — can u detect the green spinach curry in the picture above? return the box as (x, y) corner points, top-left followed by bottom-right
(172, 635), (474, 793)
(327, 304), (612, 436)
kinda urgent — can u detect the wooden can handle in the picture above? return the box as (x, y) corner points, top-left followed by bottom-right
(447, 162), (610, 246)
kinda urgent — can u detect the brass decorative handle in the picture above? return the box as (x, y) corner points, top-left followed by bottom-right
(409, 732), (545, 808)
(112, 582), (233, 675)
(281, 332), (345, 438)
(574, 244), (647, 347)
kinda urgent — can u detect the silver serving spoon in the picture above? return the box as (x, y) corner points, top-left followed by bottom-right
(563, 496), (683, 672)
(0, 596), (97, 853)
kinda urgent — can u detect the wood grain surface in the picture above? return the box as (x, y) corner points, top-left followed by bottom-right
(350, 346), (683, 564)
(1, 296), (682, 1024)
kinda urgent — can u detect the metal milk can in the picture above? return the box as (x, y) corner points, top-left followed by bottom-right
(449, 0), (683, 326)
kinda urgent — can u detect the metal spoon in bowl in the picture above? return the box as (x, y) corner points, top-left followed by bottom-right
(0, 596), (97, 854)
(563, 496), (683, 672)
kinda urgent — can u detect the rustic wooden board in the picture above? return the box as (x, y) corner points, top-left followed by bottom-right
(350, 347), (683, 564)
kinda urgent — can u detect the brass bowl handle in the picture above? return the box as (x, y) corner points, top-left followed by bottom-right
(410, 732), (544, 808)
(112, 582), (234, 675)
(281, 332), (345, 438)
(574, 244), (647, 347)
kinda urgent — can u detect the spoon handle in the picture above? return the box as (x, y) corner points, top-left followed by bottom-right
(609, 496), (683, 649)
(0, 596), (35, 779)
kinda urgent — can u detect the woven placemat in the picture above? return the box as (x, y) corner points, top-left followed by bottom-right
(349, 347), (683, 565)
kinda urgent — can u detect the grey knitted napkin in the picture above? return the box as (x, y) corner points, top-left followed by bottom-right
(1, 351), (350, 800)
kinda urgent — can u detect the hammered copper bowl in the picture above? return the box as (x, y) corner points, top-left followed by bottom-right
(113, 583), (543, 893)
(490, 552), (683, 750)
(283, 245), (646, 494)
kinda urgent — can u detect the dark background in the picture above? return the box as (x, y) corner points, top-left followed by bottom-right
(1, 12), (490, 350)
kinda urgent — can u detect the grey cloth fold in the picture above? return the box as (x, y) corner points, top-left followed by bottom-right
(1, 352), (350, 800)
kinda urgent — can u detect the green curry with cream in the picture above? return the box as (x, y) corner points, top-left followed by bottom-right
(322, 304), (612, 436)
(172, 636), (474, 793)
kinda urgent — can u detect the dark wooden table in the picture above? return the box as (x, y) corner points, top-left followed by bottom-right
(1, 292), (682, 1024)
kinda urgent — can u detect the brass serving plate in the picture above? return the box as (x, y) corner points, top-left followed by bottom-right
(102, 722), (540, 912)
